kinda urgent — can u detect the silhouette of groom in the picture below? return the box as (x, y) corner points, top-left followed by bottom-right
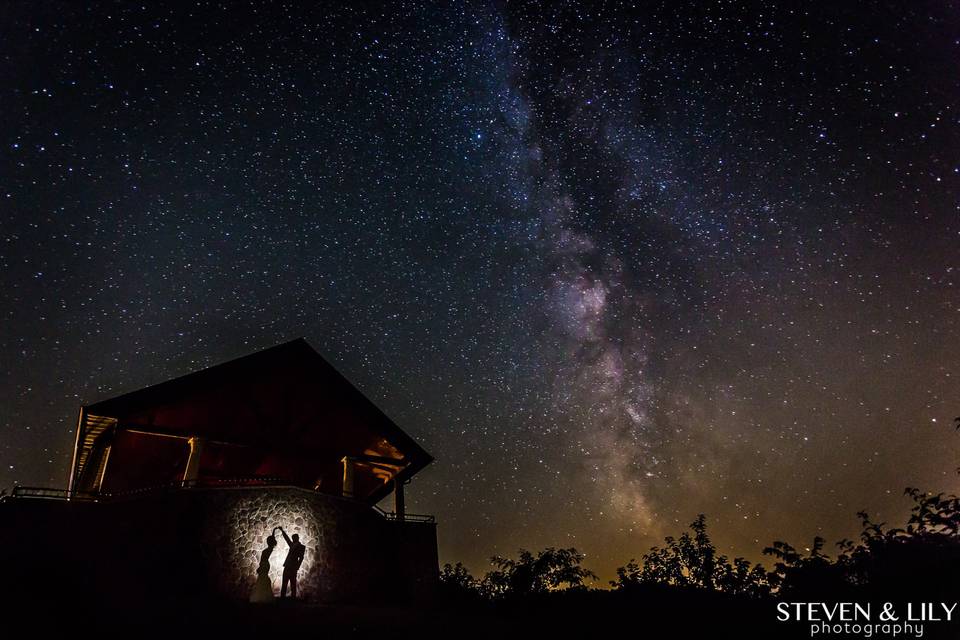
(275, 526), (306, 599)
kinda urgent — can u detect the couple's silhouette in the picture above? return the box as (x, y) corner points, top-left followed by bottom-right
(250, 526), (306, 603)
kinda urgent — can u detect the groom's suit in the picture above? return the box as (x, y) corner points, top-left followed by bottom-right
(280, 530), (306, 598)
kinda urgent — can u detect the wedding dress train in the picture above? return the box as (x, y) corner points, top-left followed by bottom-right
(249, 544), (275, 603)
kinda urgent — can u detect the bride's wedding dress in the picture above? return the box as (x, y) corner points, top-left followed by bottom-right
(250, 545), (275, 603)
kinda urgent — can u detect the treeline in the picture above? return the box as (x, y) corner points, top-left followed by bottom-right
(440, 487), (960, 602)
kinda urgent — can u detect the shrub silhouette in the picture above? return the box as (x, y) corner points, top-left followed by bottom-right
(483, 547), (597, 598)
(607, 488), (960, 603)
(432, 488), (960, 639)
(765, 487), (960, 600)
(762, 536), (846, 597)
(610, 514), (770, 597)
(438, 561), (483, 603)
(439, 547), (596, 601)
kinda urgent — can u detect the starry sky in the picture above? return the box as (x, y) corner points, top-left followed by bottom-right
(2, 1), (959, 582)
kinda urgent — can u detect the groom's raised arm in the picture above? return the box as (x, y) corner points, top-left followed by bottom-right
(279, 527), (292, 545)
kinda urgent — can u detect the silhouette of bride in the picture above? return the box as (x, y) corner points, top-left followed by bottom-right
(249, 531), (278, 603)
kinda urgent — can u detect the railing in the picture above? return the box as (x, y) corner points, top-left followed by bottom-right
(7, 477), (283, 502)
(108, 476), (284, 499)
(5, 480), (436, 523)
(8, 486), (98, 501)
(372, 504), (436, 523)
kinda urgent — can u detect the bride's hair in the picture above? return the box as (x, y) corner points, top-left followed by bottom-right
(266, 535), (277, 547)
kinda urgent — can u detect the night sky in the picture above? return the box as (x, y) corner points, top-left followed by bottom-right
(2, 1), (959, 582)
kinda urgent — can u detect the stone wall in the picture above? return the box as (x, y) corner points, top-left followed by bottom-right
(199, 486), (437, 603)
(0, 486), (438, 606)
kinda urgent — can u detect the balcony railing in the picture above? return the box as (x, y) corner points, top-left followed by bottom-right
(6, 477), (282, 502)
(4, 479), (436, 523)
(372, 504), (436, 523)
(6, 486), (97, 501)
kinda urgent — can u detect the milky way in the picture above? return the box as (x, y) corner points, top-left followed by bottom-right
(2, 2), (959, 581)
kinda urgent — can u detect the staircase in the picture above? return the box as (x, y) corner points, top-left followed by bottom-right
(72, 414), (117, 492)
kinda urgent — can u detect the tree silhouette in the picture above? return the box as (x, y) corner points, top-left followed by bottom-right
(439, 561), (483, 603)
(439, 548), (597, 601)
(482, 547), (597, 598)
(458, 486), (960, 606)
(764, 488), (960, 599)
(611, 514), (770, 597)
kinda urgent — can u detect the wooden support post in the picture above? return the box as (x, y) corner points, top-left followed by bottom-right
(341, 456), (355, 499)
(92, 443), (112, 492)
(67, 406), (87, 496)
(182, 436), (205, 486)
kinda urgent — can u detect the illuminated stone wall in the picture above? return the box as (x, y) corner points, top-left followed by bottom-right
(211, 490), (325, 598)
(0, 485), (437, 606)
(199, 486), (437, 603)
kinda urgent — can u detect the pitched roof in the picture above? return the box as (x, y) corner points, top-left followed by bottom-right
(78, 339), (432, 503)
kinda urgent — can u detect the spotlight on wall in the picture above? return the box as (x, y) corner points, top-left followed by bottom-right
(230, 494), (321, 596)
